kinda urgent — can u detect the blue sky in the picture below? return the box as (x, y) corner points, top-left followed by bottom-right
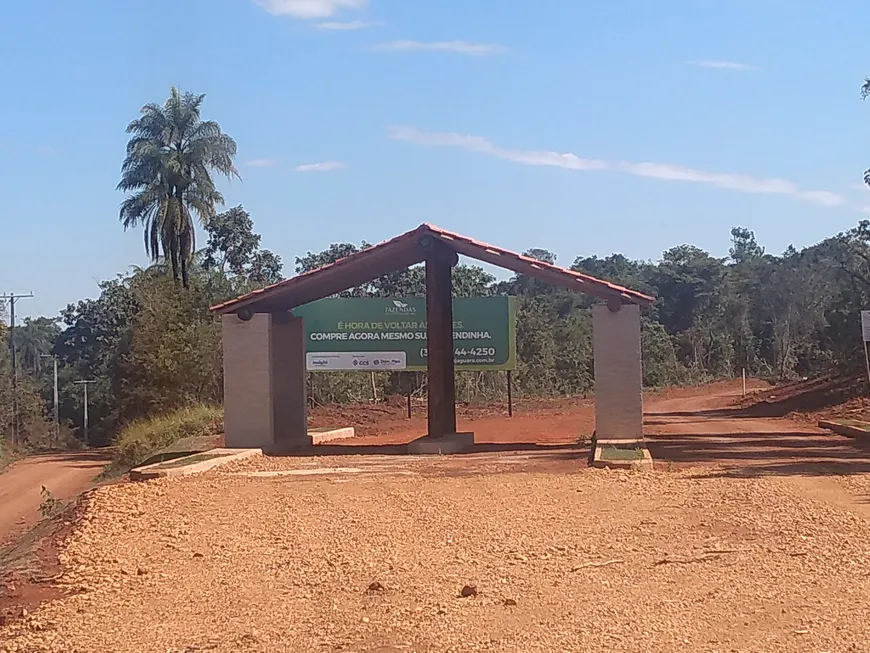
(2, 0), (870, 317)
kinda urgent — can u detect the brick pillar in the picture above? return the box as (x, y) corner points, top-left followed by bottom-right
(592, 303), (643, 442)
(222, 312), (309, 449)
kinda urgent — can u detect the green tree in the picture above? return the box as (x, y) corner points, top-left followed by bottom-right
(295, 242), (494, 298)
(118, 87), (239, 288)
(202, 205), (283, 288)
(13, 317), (60, 372)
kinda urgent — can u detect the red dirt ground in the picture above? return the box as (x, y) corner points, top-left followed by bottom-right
(6, 377), (870, 638)
(735, 374), (870, 424)
(308, 379), (770, 447)
(0, 451), (110, 548)
(0, 499), (82, 628)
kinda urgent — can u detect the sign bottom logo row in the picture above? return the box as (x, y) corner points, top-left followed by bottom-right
(306, 351), (407, 371)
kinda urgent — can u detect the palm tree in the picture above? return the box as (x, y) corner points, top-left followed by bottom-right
(13, 317), (59, 372)
(117, 87), (240, 288)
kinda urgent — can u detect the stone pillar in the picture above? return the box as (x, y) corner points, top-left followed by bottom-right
(221, 312), (309, 450)
(592, 302), (643, 442)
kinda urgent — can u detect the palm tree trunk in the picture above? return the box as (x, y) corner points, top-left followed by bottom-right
(181, 253), (189, 289)
(169, 240), (180, 286)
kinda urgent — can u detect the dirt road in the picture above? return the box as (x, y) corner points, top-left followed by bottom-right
(7, 390), (870, 650)
(319, 380), (870, 477)
(645, 387), (870, 475)
(7, 384), (870, 650)
(0, 452), (109, 546)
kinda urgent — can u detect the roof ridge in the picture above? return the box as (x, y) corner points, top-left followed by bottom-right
(210, 225), (654, 314)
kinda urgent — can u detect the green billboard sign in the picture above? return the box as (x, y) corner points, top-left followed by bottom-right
(292, 297), (516, 371)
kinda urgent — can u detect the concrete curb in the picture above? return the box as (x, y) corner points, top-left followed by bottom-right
(130, 448), (262, 481)
(591, 439), (654, 470)
(818, 420), (870, 440)
(310, 427), (355, 445)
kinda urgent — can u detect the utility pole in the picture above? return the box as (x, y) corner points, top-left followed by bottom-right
(41, 354), (59, 447)
(73, 379), (96, 445)
(2, 292), (34, 448)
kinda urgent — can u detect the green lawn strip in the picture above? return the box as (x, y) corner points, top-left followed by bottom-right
(829, 418), (870, 432)
(599, 445), (645, 460)
(148, 452), (233, 470)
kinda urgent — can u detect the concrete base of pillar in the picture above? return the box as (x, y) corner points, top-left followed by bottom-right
(261, 437), (313, 454)
(406, 432), (474, 455)
(591, 439), (654, 470)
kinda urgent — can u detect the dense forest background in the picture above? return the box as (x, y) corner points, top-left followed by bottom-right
(5, 213), (870, 448)
(4, 85), (870, 450)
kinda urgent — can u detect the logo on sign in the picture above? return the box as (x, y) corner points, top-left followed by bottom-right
(385, 300), (417, 315)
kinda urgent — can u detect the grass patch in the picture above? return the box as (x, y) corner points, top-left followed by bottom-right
(599, 445), (645, 461)
(148, 452), (232, 470)
(0, 440), (17, 474)
(830, 418), (870, 431)
(105, 405), (224, 477)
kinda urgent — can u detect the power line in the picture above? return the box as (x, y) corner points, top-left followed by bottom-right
(1, 292), (34, 448)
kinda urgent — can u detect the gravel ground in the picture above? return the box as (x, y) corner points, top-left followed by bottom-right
(2, 460), (870, 652)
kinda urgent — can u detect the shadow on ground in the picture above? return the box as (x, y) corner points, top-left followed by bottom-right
(647, 430), (870, 477)
(266, 441), (588, 458)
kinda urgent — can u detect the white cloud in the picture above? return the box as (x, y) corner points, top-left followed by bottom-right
(294, 161), (345, 172)
(389, 127), (845, 208)
(372, 40), (506, 55)
(253, 0), (366, 19)
(686, 60), (759, 71)
(316, 20), (378, 30)
(245, 158), (280, 167)
(389, 127), (606, 170)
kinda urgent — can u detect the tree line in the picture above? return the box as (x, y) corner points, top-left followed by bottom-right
(3, 85), (870, 448)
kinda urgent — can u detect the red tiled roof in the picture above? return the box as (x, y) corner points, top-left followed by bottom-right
(210, 223), (654, 314)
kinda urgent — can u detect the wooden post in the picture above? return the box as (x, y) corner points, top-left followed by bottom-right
(861, 312), (870, 394)
(864, 342), (870, 394)
(507, 370), (513, 417)
(370, 370), (378, 404)
(425, 246), (457, 439)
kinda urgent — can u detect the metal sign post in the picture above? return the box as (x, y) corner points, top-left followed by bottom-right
(507, 370), (514, 417)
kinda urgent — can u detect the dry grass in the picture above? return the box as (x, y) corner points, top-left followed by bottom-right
(3, 455), (870, 652)
(0, 438), (15, 473)
(110, 405), (223, 472)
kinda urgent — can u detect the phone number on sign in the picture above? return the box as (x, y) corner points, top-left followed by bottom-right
(420, 347), (497, 358)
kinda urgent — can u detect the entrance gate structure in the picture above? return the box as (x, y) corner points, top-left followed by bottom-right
(210, 224), (655, 461)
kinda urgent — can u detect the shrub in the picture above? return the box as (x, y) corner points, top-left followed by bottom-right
(114, 405), (223, 470)
(0, 438), (14, 472)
